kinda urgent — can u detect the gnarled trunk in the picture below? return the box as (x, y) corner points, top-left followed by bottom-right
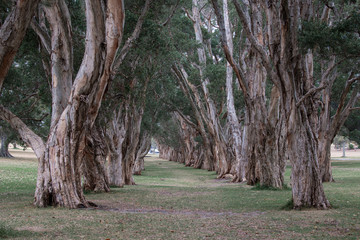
(34, 0), (125, 208)
(133, 132), (151, 175)
(82, 125), (110, 192)
(106, 107), (127, 188)
(0, 129), (13, 158)
(122, 104), (144, 185)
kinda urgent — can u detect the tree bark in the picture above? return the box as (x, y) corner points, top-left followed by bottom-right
(0, 0), (41, 89)
(0, 105), (45, 159)
(105, 107), (127, 188)
(191, 0), (229, 177)
(223, 0), (243, 181)
(133, 132), (151, 175)
(0, 128), (13, 158)
(34, 0), (125, 208)
(211, 0), (286, 187)
(42, 0), (73, 128)
(82, 125), (110, 192)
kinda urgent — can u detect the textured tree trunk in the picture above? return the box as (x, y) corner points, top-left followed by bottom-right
(42, 0), (73, 129)
(175, 113), (197, 167)
(223, 0), (243, 180)
(106, 107), (127, 188)
(0, 130), (13, 158)
(0, 0), (41, 89)
(133, 132), (151, 175)
(211, 0), (285, 186)
(0, 105), (45, 159)
(34, 0), (125, 208)
(190, 0), (228, 175)
(82, 125), (110, 192)
(172, 65), (215, 171)
(288, 101), (330, 209)
(122, 104), (144, 185)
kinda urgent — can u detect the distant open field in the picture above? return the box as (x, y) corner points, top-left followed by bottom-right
(0, 150), (359, 239)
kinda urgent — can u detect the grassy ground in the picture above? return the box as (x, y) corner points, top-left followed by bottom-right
(0, 152), (360, 239)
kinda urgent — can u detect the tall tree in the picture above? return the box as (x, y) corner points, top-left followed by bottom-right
(34, 0), (125, 208)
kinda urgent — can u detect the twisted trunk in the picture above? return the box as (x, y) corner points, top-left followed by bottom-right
(106, 107), (127, 187)
(0, 130), (13, 158)
(133, 132), (151, 175)
(34, 0), (125, 208)
(82, 125), (110, 192)
(122, 104), (144, 185)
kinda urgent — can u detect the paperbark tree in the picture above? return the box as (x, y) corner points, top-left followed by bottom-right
(0, 126), (13, 158)
(190, 0), (229, 177)
(82, 125), (110, 192)
(34, 0), (125, 208)
(299, 4), (360, 182)
(211, 0), (286, 187)
(222, 0), (243, 180)
(234, 0), (329, 209)
(133, 131), (151, 175)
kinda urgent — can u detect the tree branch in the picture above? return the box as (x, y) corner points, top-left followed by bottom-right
(182, 7), (195, 23)
(210, 0), (249, 97)
(231, 0), (281, 90)
(296, 84), (328, 107)
(0, 104), (45, 159)
(113, 0), (152, 73)
(30, 19), (51, 55)
(161, 0), (180, 26)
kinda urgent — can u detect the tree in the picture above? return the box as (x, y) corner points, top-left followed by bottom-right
(0, 0), (41, 89)
(33, 0), (125, 208)
(299, 2), (360, 182)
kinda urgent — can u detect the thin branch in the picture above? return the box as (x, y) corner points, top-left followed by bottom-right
(161, 0), (180, 26)
(210, 0), (249, 97)
(30, 19), (51, 55)
(296, 84), (328, 107)
(350, 107), (360, 111)
(231, 0), (281, 89)
(182, 7), (195, 23)
(113, 0), (152, 73)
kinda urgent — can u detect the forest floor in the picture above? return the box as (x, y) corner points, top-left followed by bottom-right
(0, 151), (360, 239)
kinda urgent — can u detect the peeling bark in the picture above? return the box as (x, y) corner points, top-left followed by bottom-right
(82, 125), (110, 192)
(34, 0), (125, 208)
(133, 132), (151, 175)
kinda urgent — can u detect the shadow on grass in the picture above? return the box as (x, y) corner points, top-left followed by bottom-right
(0, 223), (37, 239)
(251, 183), (291, 191)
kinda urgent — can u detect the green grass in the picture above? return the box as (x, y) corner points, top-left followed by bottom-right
(0, 155), (360, 239)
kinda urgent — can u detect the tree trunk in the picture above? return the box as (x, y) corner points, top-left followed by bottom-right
(0, 105), (45, 159)
(34, 0), (125, 208)
(42, 0), (73, 129)
(192, 0), (228, 177)
(223, 0), (243, 180)
(133, 132), (151, 175)
(0, 129), (13, 158)
(122, 104), (144, 185)
(0, 0), (41, 89)
(105, 107), (127, 188)
(82, 125), (110, 192)
(288, 102), (330, 209)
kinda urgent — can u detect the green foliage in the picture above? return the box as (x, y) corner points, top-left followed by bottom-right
(299, 11), (360, 58)
(0, 28), (51, 142)
(349, 143), (354, 150)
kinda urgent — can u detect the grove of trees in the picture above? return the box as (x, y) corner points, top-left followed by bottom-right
(0, 0), (359, 210)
